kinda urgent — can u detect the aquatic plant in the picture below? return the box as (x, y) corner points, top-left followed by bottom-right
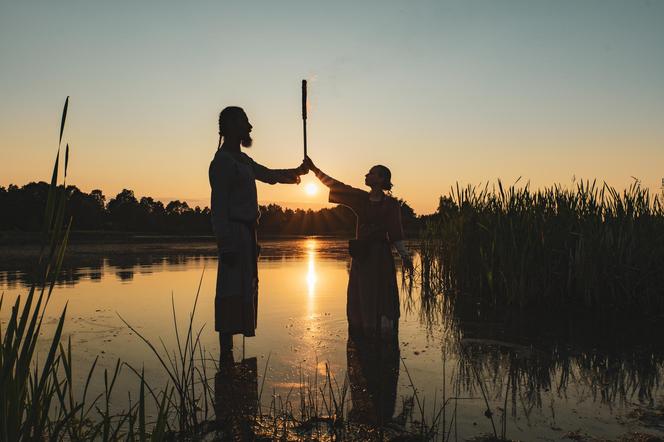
(420, 180), (664, 317)
(0, 97), (76, 440)
(0, 98), (173, 441)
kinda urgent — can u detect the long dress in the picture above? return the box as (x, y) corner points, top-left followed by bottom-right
(209, 149), (297, 336)
(328, 182), (404, 337)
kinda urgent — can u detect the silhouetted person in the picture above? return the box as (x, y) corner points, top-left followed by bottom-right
(346, 335), (400, 427)
(210, 107), (307, 353)
(304, 157), (412, 339)
(215, 354), (258, 440)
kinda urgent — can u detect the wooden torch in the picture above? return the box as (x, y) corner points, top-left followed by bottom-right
(302, 79), (307, 159)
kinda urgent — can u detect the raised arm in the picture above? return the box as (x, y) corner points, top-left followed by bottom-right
(304, 156), (344, 188)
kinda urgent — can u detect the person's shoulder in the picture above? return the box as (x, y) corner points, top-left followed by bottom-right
(213, 150), (252, 165)
(235, 152), (256, 166)
(212, 149), (233, 162)
(211, 150), (242, 174)
(385, 195), (401, 209)
(342, 185), (368, 198)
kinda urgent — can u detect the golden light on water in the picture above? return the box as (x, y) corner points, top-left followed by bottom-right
(305, 238), (318, 319)
(306, 239), (317, 297)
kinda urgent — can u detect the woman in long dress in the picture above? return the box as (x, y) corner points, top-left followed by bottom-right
(304, 157), (412, 338)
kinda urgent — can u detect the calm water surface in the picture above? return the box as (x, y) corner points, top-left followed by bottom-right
(1, 238), (662, 440)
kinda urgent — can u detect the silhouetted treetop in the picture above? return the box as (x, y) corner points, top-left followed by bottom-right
(0, 182), (420, 236)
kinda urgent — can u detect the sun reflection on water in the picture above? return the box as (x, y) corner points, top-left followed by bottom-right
(306, 248), (317, 297)
(305, 239), (317, 319)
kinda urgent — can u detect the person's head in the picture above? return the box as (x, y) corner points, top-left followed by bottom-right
(364, 165), (393, 192)
(218, 106), (253, 148)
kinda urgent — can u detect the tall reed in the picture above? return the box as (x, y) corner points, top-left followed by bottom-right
(421, 180), (664, 317)
(0, 98), (172, 440)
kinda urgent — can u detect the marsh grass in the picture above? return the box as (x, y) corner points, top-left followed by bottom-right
(118, 278), (213, 437)
(420, 179), (664, 317)
(414, 189), (664, 442)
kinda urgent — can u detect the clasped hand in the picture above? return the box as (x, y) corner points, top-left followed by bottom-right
(285, 158), (312, 184)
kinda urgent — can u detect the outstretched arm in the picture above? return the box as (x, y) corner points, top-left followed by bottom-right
(304, 156), (344, 188)
(251, 158), (307, 185)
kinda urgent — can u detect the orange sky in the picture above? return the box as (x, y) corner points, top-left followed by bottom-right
(2, 1), (663, 215)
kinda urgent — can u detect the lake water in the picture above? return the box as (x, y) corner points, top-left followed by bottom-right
(1, 238), (662, 440)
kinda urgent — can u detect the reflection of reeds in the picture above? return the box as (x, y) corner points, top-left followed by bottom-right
(255, 361), (350, 440)
(452, 336), (664, 441)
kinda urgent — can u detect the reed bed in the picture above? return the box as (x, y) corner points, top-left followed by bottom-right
(420, 180), (664, 317)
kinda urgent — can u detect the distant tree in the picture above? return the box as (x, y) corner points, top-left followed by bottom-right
(396, 198), (419, 233)
(0, 186), (7, 230)
(139, 196), (165, 231)
(66, 186), (106, 230)
(165, 200), (191, 216)
(437, 196), (458, 218)
(107, 189), (141, 231)
(10, 182), (50, 230)
(139, 196), (165, 215)
(192, 206), (211, 233)
(2, 182), (432, 236)
(90, 189), (106, 208)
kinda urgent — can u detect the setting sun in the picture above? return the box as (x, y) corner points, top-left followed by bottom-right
(304, 182), (318, 196)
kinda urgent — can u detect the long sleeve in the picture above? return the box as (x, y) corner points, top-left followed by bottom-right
(313, 168), (344, 189)
(250, 159), (299, 185)
(315, 169), (367, 213)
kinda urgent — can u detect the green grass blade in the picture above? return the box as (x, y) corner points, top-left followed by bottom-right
(64, 143), (69, 179)
(59, 96), (69, 147)
(139, 368), (146, 442)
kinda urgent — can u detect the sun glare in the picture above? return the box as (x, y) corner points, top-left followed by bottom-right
(305, 182), (318, 196)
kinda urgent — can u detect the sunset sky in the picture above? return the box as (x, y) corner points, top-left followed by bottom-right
(1, 0), (663, 215)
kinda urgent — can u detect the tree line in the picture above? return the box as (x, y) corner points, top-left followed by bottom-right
(0, 182), (420, 236)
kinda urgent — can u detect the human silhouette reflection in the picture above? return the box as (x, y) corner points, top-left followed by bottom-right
(214, 354), (258, 440)
(346, 336), (400, 427)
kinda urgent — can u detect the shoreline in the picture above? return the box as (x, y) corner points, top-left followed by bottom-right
(0, 233), (355, 266)
(0, 230), (353, 246)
